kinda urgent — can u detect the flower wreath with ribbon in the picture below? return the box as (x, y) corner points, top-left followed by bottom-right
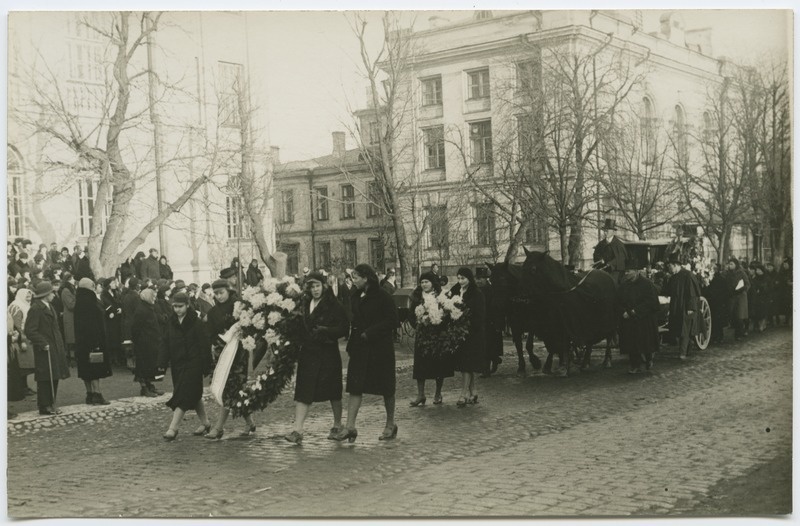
(413, 292), (470, 358)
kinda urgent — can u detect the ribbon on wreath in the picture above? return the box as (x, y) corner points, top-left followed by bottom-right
(210, 323), (242, 406)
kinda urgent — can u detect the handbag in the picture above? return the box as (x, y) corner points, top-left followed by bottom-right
(89, 348), (104, 364)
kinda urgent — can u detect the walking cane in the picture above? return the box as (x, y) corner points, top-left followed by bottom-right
(46, 345), (57, 412)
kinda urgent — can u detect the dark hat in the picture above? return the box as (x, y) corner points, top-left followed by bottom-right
(304, 271), (326, 285)
(127, 276), (141, 290)
(33, 254), (44, 263)
(475, 267), (490, 279)
(62, 271), (73, 282)
(418, 271), (442, 292)
(187, 283), (198, 291)
(212, 278), (231, 290)
(220, 267), (237, 279)
(439, 275), (449, 286)
(601, 218), (617, 231)
(666, 254), (682, 265)
(15, 278), (27, 288)
(156, 278), (168, 288)
(170, 291), (190, 305)
(201, 282), (211, 291)
(13, 237), (23, 245)
(102, 277), (115, 289)
(18, 252), (28, 259)
(32, 280), (54, 299)
(564, 264), (576, 272)
(174, 279), (186, 290)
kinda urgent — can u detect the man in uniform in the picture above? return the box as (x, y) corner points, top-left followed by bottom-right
(593, 218), (628, 285)
(664, 254), (702, 360)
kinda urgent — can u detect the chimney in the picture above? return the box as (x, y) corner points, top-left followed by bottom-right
(332, 132), (346, 160)
(270, 146), (280, 165)
(659, 11), (686, 47)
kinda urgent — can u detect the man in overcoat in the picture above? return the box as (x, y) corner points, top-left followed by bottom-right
(617, 268), (660, 373)
(24, 281), (71, 415)
(593, 218), (628, 285)
(476, 267), (503, 376)
(665, 255), (702, 360)
(141, 248), (162, 281)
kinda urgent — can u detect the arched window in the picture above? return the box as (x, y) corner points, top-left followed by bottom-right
(641, 97), (656, 164)
(702, 110), (716, 142)
(7, 146), (25, 237)
(673, 105), (688, 165)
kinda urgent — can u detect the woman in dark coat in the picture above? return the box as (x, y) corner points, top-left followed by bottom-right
(130, 288), (164, 397)
(132, 251), (146, 280)
(59, 272), (77, 364)
(245, 259), (264, 287)
(158, 292), (212, 441)
(158, 256), (174, 280)
(616, 269), (660, 373)
(154, 285), (173, 334)
(101, 278), (124, 366)
(447, 267), (486, 407)
(776, 257), (792, 325)
(24, 281), (71, 415)
(333, 263), (399, 443)
(726, 258), (750, 341)
(409, 271), (453, 407)
(705, 264), (730, 344)
(285, 272), (349, 444)
(74, 278), (112, 405)
(749, 264), (770, 333)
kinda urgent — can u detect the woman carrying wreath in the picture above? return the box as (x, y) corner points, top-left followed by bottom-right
(333, 263), (399, 443)
(284, 271), (349, 445)
(205, 279), (256, 439)
(408, 271), (453, 407)
(447, 267), (485, 407)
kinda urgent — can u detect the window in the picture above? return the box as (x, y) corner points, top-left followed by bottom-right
(67, 84), (103, 113)
(341, 184), (356, 219)
(641, 97), (656, 164)
(423, 126), (446, 170)
(7, 148), (24, 238)
(219, 61), (243, 128)
(469, 120), (493, 165)
(78, 179), (112, 237)
(474, 202), (496, 246)
(475, 10), (493, 20)
(68, 12), (106, 41)
(702, 111), (716, 143)
(279, 243), (299, 275)
(342, 239), (358, 269)
(365, 120), (380, 145)
(316, 241), (331, 270)
(467, 68), (490, 100)
(367, 181), (382, 218)
(515, 60), (539, 94)
(426, 205), (449, 257)
(314, 186), (329, 221)
(226, 193), (250, 239)
(68, 42), (104, 83)
(422, 76), (442, 106)
(369, 238), (385, 271)
(280, 189), (294, 224)
(525, 217), (548, 245)
(673, 105), (688, 166)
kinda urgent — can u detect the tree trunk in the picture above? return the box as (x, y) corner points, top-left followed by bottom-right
(558, 224), (569, 263)
(567, 220), (583, 266)
(504, 220), (526, 263)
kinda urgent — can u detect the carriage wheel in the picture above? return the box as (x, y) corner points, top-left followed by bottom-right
(694, 296), (712, 350)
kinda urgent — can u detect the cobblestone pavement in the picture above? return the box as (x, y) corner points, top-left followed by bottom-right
(7, 328), (792, 519)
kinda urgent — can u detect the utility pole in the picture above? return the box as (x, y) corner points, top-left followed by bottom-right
(146, 13), (167, 257)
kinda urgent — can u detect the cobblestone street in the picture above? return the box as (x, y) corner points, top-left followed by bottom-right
(7, 328), (792, 519)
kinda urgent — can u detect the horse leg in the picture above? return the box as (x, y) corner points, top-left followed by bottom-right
(511, 324), (526, 375)
(602, 332), (614, 368)
(526, 331), (542, 370)
(581, 343), (593, 370)
(543, 351), (554, 374)
(555, 342), (569, 377)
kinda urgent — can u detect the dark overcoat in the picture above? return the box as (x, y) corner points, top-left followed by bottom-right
(447, 283), (486, 373)
(294, 290), (349, 404)
(617, 275), (660, 357)
(593, 236), (628, 272)
(346, 284), (399, 397)
(101, 289), (123, 353)
(207, 292), (249, 408)
(245, 265), (263, 287)
(665, 268), (702, 339)
(24, 299), (71, 383)
(749, 273), (771, 320)
(409, 288), (454, 380)
(120, 288), (140, 341)
(60, 284), (77, 345)
(705, 272), (730, 331)
(159, 308), (210, 411)
(74, 288), (112, 381)
(73, 256), (94, 281)
(130, 301), (162, 382)
(726, 268), (750, 320)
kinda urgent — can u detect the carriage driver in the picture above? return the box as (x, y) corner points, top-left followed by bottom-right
(592, 218), (628, 284)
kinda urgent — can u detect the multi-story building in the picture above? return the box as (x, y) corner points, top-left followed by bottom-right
(8, 12), (273, 283)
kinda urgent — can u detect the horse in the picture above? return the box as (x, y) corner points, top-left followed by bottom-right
(487, 262), (543, 375)
(510, 248), (617, 376)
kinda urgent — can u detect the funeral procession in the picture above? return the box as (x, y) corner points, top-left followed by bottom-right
(5, 8), (793, 521)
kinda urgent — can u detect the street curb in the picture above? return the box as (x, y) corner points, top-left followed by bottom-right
(8, 357), (417, 436)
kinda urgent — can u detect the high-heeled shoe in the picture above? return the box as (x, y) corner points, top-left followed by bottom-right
(334, 427), (358, 443)
(163, 429), (179, 441)
(239, 424), (257, 437)
(468, 395), (479, 405)
(409, 397), (426, 407)
(327, 426), (342, 440)
(204, 428), (224, 440)
(193, 424), (211, 436)
(433, 394), (443, 405)
(456, 397), (468, 408)
(378, 424), (398, 441)
(284, 430), (303, 444)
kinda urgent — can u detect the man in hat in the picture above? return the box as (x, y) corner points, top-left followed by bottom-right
(24, 281), (71, 415)
(380, 267), (397, 295)
(617, 267), (660, 374)
(141, 248), (161, 281)
(664, 255), (702, 360)
(220, 266), (239, 291)
(593, 219), (628, 285)
(476, 267), (503, 376)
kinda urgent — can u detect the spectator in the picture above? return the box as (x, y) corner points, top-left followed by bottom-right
(8, 287), (36, 396)
(132, 251), (146, 280)
(447, 267), (486, 407)
(196, 283), (214, 321)
(726, 257), (751, 341)
(141, 248), (161, 281)
(245, 259), (263, 287)
(100, 277), (124, 366)
(73, 247), (94, 281)
(59, 271), (78, 365)
(750, 264), (770, 333)
(118, 256), (135, 284)
(9, 252), (31, 278)
(665, 255), (702, 359)
(74, 278), (112, 405)
(56, 247), (73, 275)
(776, 257), (792, 326)
(220, 266), (239, 291)
(158, 255), (174, 280)
(154, 284), (173, 333)
(476, 267), (502, 377)
(47, 243), (60, 266)
(617, 268), (660, 374)
(24, 281), (71, 415)
(131, 288), (164, 397)
(705, 264), (730, 345)
(159, 292), (212, 441)
(120, 276), (142, 368)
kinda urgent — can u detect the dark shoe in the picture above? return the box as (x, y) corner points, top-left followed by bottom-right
(205, 428), (224, 440)
(25, 387), (36, 396)
(86, 393), (94, 405)
(433, 394), (443, 405)
(140, 387), (157, 398)
(327, 426), (342, 440)
(93, 393), (111, 405)
(379, 424), (398, 441)
(148, 384), (164, 396)
(333, 428), (358, 443)
(163, 429), (179, 441)
(468, 395), (479, 405)
(284, 430), (303, 444)
(409, 397), (426, 407)
(456, 398), (468, 408)
(239, 424), (257, 437)
(193, 424), (211, 436)
(39, 408), (56, 416)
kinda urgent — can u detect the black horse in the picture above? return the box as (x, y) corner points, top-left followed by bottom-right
(510, 248), (617, 375)
(487, 262), (542, 375)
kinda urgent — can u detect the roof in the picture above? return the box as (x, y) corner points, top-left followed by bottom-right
(276, 148), (367, 175)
